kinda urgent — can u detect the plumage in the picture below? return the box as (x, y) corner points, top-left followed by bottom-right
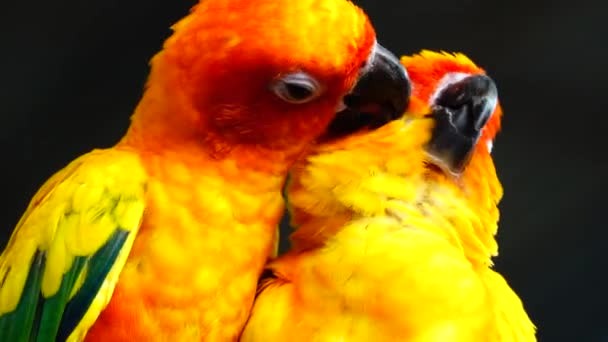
(241, 51), (536, 341)
(0, 149), (146, 341)
(0, 0), (415, 340)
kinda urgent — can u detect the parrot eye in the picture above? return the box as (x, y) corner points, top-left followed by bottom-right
(272, 72), (322, 104)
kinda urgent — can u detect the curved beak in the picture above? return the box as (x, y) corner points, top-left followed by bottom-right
(325, 43), (411, 138)
(426, 74), (498, 175)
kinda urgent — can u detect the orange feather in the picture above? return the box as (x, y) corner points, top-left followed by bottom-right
(241, 52), (534, 341)
(82, 0), (376, 340)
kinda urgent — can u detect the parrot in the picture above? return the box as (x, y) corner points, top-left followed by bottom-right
(0, 0), (412, 341)
(240, 50), (536, 341)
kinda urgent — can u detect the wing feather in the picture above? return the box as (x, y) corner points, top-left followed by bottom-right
(0, 148), (147, 342)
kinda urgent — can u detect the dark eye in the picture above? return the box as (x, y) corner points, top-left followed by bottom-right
(272, 72), (322, 104)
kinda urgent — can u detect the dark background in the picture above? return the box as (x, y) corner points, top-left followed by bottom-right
(1, 0), (606, 340)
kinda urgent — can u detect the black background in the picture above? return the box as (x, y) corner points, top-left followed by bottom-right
(1, 1), (606, 340)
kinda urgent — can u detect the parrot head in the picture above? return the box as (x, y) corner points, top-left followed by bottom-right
(126, 0), (410, 162)
(401, 50), (502, 176)
(286, 50), (503, 266)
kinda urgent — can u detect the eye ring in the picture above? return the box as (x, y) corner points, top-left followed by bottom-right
(272, 72), (323, 104)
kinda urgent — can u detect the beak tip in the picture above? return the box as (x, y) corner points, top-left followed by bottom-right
(374, 43), (411, 116)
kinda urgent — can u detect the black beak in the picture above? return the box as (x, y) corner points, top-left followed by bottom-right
(426, 74), (498, 175)
(324, 43), (411, 138)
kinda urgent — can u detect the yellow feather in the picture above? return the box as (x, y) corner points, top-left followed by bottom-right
(71, 183), (105, 213)
(0, 248), (34, 314)
(67, 215), (142, 342)
(69, 264), (88, 300)
(481, 270), (537, 340)
(243, 109), (535, 340)
(42, 225), (68, 297)
(71, 209), (116, 256)
(0, 147), (147, 340)
(114, 199), (145, 231)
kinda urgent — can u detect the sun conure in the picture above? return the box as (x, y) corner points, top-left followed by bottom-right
(0, 0), (412, 340)
(240, 50), (536, 341)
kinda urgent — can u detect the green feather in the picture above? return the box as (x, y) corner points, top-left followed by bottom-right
(57, 229), (129, 341)
(0, 252), (45, 342)
(35, 256), (86, 342)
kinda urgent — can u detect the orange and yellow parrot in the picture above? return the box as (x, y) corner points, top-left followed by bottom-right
(241, 51), (536, 341)
(0, 0), (412, 340)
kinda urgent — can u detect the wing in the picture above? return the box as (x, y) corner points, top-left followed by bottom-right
(482, 269), (537, 341)
(0, 148), (147, 342)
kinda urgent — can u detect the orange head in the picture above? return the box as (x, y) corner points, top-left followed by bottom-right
(125, 0), (411, 161)
(402, 50), (502, 176)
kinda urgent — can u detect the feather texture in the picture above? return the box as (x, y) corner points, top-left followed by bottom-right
(1, 0), (384, 339)
(0, 149), (146, 342)
(241, 52), (535, 341)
